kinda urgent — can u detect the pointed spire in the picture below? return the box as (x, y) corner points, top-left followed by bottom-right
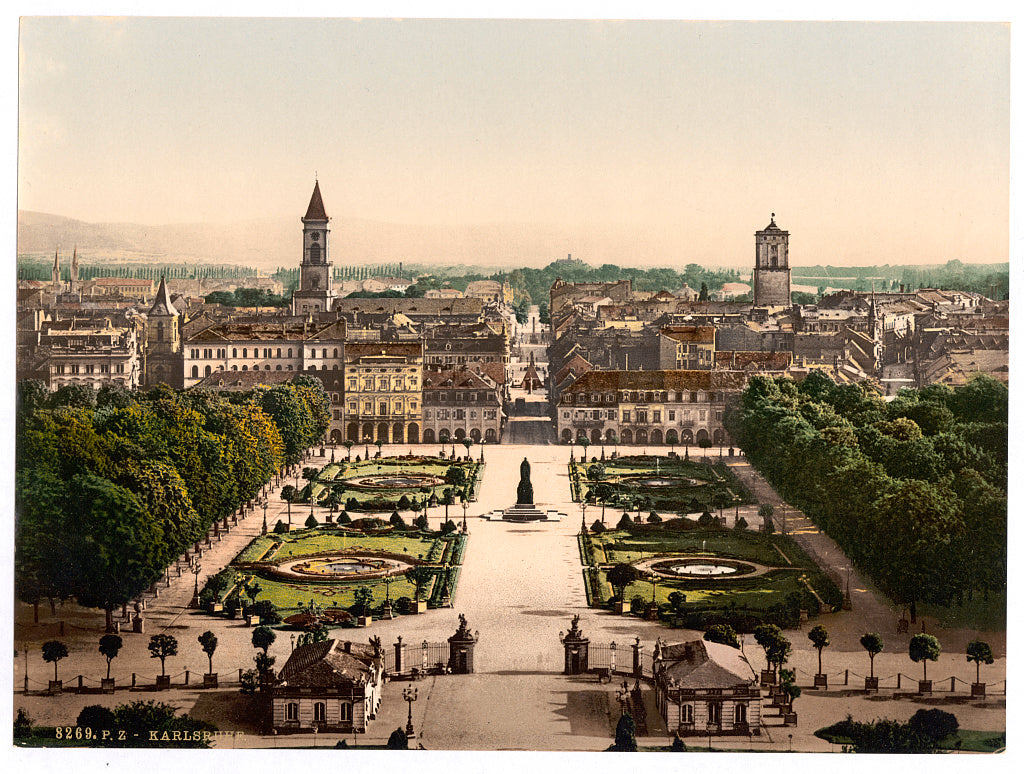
(149, 275), (178, 317)
(303, 179), (328, 221)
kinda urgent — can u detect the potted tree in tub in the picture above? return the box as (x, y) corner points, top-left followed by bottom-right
(808, 624), (830, 689)
(909, 633), (940, 695)
(148, 633), (178, 689)
(779, 669), (801, 726)
(199, 631), (219, 688)
(353, 586), (374, 627)
(42, 640), (68, 695)
(407, 565), (433, 614)
(606, 563), (639, 616)
(860, 632), (883, 691)
(98, 633), (122, 693)
(966, 640), (994, 698)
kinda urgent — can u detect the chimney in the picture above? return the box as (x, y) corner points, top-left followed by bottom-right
(343, 641), (351, 653)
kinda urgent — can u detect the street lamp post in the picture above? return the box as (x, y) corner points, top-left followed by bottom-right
(189, 560), (202, 609)
(403, 686), (418, 739)
(261, 500), (268, 535)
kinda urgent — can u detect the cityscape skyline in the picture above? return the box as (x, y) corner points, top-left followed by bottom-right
(17, 18), (1010, 269)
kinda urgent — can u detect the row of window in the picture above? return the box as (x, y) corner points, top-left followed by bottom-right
(424, 409), (498, 421)
(347, 377), (417, 391)
(53, 363), (127, 374)
(562, 408), (721, 423)
(284, 701), (351, 723)
(424, 391), (497, 402)
(565, 390), (723, 405)
(676, 703), (747, 725)
(186, 346), (345, 360)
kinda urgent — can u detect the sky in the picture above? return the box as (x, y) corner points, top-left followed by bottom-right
(16, 13), (1012, 267)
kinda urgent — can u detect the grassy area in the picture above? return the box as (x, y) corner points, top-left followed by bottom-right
(572, 455), (755, 511)
(583, 525), (841, 625)
(593, 528), (792, 566)
(227, 526), (463, 614)
(301, 455), (483, 510)
(234, 528), (440, 564)
(939, 730), (1006, 753)
(917, 591), (1007, 632)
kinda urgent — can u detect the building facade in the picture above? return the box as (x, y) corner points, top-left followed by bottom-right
(422, 368), (503, 445)
(556, 369), (750, 446)
(342, 341), (424, 444)
(272, 639), (384, 734)
(653, 640), (761, 737)
(752, 215), (791, 307)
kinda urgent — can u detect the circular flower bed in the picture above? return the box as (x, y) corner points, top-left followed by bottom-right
(644, 556), (761, 580)
(345, 473), (446, 490)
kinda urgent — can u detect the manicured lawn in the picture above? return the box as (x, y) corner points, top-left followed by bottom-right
(226, 526), (463, 614)
(301, 455), (483, 510)
(583, 525), (841, 623)
(571, 455), (754, 512)
(939, 729), (1005, 753)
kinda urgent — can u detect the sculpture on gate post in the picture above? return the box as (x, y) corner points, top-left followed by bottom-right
(516, 458), (534, 506)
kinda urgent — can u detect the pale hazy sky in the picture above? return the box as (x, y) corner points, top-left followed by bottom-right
(17, 15), (1011, 266)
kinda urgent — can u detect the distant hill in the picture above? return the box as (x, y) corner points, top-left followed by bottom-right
(16, 210), (618, 272)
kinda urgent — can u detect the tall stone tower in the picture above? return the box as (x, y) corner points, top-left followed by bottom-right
(752, 214), (791, 307)
(145, 275), (183, 388)
(291, 180), (335, 315)
(51, 249), (60, 290)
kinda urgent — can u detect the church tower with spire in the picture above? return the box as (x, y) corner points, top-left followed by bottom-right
(144, 275), (183, 387)
(51, 249), (60, 290)
(752, 214), (792, 307)
(291, 180), (335, 315)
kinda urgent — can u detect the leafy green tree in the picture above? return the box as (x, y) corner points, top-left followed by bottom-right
(703, 624), (740, 649)
(67, 474), (166, 632)
(907, 709), (959, 745)
(252, 625), (276, 655)
(351, 586), (374, 617)
(611, 713), (638, 751)
(966, 640), (994, 685)
(147, 634), (178, 677)
(606, 563), (639, 603)
(808, 624), (830, 676)
(860, 633), (884, 679)
(98, 634), (123, 680)
(909, 633), (941, 682)
(407, 565), (433, 602)
(111, 700), (218, 748)
(42, 640), (68, 683)
(77, 705), (116, 733)
(198, 631), (218, 675)
(386, 728), (409, 749)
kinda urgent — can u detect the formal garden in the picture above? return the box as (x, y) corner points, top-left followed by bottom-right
(578, 519), (842, 631)
(196, 520), (469, 627)
(569, 454), (755, 515)
(285, 454), (483, 515)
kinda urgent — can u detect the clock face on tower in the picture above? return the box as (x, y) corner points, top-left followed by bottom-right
(310, 231), (320, 241)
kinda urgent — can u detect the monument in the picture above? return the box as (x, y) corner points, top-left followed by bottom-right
(500, 457), (548, 521)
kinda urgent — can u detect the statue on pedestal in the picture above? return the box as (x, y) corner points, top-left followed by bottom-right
(516, 457), (534, 506)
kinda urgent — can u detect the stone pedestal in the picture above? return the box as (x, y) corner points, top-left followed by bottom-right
(561, 616), (589, 675)
(448, 614), (478, 674)
(132, 616), (145, 634)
